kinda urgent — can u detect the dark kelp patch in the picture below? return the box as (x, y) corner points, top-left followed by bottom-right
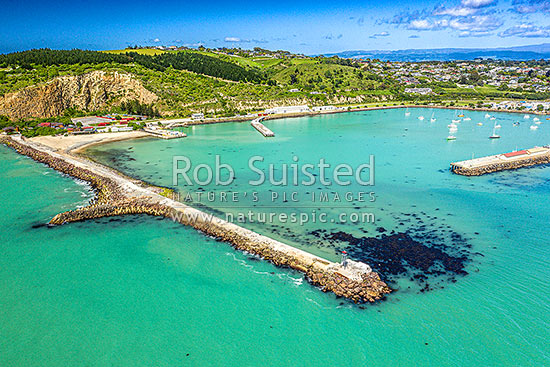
(309, 221), (473, 292)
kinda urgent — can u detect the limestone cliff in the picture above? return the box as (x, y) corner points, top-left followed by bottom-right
(0, 71), (158, 120)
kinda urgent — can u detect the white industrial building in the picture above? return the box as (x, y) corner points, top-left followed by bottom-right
(265, 105), (311, 114)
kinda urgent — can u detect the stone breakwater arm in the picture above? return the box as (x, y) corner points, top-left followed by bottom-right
(451, 147), (550, 176)
(1, 135), (391, 303)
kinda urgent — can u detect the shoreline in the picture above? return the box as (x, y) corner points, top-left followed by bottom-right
(165, 103), (548, 129)
(0, 134), (391, 304)
(31, 131), (152, 154)
(30, 104), (548, 154)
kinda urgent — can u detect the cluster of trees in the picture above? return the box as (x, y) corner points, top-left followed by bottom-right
(458, 70), (483, 85)
(147, 52), (267, 83)
(318, 56), (361, 68)
(119, 100), (160, 117)
(0, 49), (267, 83)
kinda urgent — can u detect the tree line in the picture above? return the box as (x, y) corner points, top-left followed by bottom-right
(0, 49), (267, 83)
(119, 100), (160, 117)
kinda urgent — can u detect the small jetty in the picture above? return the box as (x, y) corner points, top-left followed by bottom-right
(451, 146), (550, 176)
(144, 128), (186, 139)
(251, 118), (275, 137)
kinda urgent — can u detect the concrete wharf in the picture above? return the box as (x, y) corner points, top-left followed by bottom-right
(451, 146), (550, 176)
(251, 118), (275, 137)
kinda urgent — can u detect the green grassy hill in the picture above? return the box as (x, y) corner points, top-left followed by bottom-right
(1, 48), (548, 127)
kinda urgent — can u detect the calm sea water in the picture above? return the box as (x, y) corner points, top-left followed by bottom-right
(1, 108), (549, 366)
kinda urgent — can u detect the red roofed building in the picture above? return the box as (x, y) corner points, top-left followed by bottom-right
(504, 150), (528, 158)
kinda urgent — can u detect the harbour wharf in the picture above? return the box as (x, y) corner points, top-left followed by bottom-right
(251, 118), (275, 137)
(451, 146), (550, 176)
(143, 128), (186, 139)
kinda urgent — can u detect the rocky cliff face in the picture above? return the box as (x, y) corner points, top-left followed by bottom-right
(0, 71), (158, 120)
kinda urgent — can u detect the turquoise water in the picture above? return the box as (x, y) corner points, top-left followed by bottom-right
(1, 108), (549, 365)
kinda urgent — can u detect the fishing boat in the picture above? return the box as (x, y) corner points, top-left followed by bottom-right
(530, 125), (538, 130)
(447, 135), (457, 141)
(418, 116), (425, 121)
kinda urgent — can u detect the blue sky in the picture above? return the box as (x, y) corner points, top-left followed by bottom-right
(1, 0), (549, 54)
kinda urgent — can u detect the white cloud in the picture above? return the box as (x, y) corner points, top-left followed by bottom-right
(224, 37), (241, 42)
(449, 15), (503, 32)
(435, 6), (478, 16)
(461, 0), (497, 8)
(408, 19), (448, 30)
(499, 24), (550, 37)
(459, 30), (493, 37)
(382, 0), (501, 37)
(153, 38), (161, 43)
(370, 31), (390, 38)
(512, 0), (550, 14)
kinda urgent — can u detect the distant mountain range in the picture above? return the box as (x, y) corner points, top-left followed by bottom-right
(325, 44), (550, 62)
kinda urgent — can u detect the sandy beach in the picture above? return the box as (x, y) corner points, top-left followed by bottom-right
(30, 131), (151, 153)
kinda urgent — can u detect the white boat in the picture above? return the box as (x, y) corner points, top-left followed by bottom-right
(533, 117), (540, 122)
(418, 116), (425, 121)
(513, 122), (520, 126)
(495, 124), (501, 129)
(448, 123), (457, 128)
(405, 107), (410, 116)
(430, 113), (436, 122)
(449, 127), (458, 133)
(447, 135), (457, 141)
(485, 113), (491, 118)
(463, 117), (472, 121)
(489, 121), (501, 139)
(524, 115), (530, 119)
(477, 122), (483, 126)
(490, 117), (496, 120)
(530, 125), (538, 130)
(535, 120), (542, 125)
(452, 119), (461, 123)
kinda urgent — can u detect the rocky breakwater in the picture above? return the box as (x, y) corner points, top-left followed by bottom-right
(451, 148), (550, 176)
(168, 208), (391, 302)
(0, 135), (391, 303)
